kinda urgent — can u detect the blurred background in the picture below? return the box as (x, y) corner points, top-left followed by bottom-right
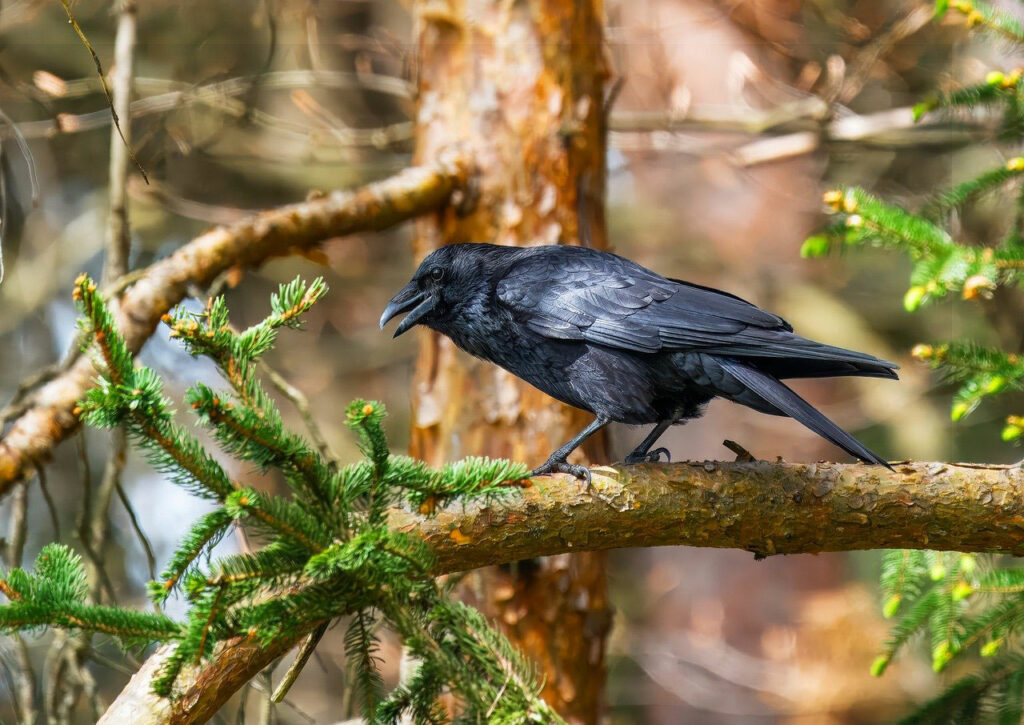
(0, 0), (1016, 722)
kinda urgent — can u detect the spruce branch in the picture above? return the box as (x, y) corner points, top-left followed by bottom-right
(60, 277), (565, 721)
(946, 0), (1024, 45)
(0, 545), (181, 646)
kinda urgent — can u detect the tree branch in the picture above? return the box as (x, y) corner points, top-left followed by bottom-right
(101, 458), (1024, 723)
(0, 153), (469, 496)
(409, 460), (1024, 565)
(611, 106), (993, 164)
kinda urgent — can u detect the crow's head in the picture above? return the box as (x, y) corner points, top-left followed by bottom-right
(379, 243), (510, 337)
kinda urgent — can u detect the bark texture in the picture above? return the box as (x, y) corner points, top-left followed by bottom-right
(410, 1), (611, 721)
(0, 155), (468, 496)
(100, 459), (1024, 724)
(403, 460), (1024, 565)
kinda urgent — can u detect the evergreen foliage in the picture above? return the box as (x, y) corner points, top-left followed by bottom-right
(804, 4), (1024, 720)
(0, 274), (557, 723)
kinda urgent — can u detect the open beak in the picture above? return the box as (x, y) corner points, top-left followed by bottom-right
(379, 282), (435, 337)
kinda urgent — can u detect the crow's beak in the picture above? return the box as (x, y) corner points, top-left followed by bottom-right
(379, 282), (434, 337)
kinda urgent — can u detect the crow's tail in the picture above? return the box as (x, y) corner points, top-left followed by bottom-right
(718, 358), (892, 469)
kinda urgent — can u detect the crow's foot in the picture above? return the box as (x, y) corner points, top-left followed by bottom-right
(531, 459), (592, 485)
(623, 447), (671, 465)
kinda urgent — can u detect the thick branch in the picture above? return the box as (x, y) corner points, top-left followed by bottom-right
(407, 460), (1024, 564)
(102, 459), (1024, 723)
(0, 153), (468, 495)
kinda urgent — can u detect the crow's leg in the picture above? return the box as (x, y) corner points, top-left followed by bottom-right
(624, 420), (673, 464)
(532, 415), (611, 484)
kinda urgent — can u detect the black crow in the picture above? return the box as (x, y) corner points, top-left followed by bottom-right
(380, 243), (897, 480)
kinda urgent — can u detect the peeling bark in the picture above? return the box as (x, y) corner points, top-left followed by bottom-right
(410, 0), (612, 720)
(0, 155), (468, 496)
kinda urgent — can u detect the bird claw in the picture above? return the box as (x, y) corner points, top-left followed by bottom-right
(623, 447), (671, 464)
(531, 459), (592, 486)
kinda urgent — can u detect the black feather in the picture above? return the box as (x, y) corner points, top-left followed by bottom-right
(381, 243), (897, 472)
(717, 359), (892, 469)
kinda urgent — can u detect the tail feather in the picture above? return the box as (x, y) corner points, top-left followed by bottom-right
(718, 358), (892, 469)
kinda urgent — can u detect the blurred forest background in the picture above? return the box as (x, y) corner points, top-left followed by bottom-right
(0, 0), (1013, 722)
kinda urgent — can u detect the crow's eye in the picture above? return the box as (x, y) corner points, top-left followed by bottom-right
(429, 266), (445, 282)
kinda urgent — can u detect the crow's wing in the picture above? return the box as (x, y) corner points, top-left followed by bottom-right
(495, 249), (895, 371)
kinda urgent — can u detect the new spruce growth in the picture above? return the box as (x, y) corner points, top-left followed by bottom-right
(0, 274), (556, 723)
(804, 5), (1024, 721)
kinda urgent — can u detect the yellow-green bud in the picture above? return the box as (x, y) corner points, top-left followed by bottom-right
(870, 655), (890, 677)
(882, 594), (902, 619)
(987, 70), (1007, 86)
(982, 638), (1003, 657)
(985, 376), (1006, 394)
(932, 641), (953, 672)
(904, 286), (927, 312)
(800, 235), (830, 258)
(951, 400), (973, 422)
(952, 580), (973, 601)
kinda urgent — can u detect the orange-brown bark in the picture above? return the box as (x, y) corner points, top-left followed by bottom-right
(410, 1), (612, 721)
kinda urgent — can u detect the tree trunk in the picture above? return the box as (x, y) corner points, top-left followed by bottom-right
(410, 1), (611, 721)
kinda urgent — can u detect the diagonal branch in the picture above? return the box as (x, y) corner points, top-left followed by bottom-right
(101, 459), (1024, 724)
(0, 152), (469, 497)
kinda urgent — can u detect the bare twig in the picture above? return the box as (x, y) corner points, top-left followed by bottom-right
(102, 0), (138, 285)
(3, 482), (36, 725)
(261, 365), (339, 468)
(270, 621), (329, 703)
(116, 481), (158, 583)
(5, 480), (27, 567)
(612, 105), (992, 164)
(57, 0), (147, 182)
(34, 464), (59, 541)
(13, 71), (413, 141)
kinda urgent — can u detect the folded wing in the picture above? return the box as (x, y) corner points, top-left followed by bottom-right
(495, 248), (898, 380)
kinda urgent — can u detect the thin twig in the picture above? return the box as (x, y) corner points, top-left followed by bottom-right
(102, 0), (138, 284)
(261, 365), (340, 468)
(270, 620), (329, 703)
(58, 0), (147, 182)
(5, 480), (27, 567)
(115, 480), (158, 584)
(13, 71), (413, 141)
(257, 668), (274, 725)
(3, 481), (36, 725)
(34, 464), (59, 542)
(9, 634), (36, 724)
